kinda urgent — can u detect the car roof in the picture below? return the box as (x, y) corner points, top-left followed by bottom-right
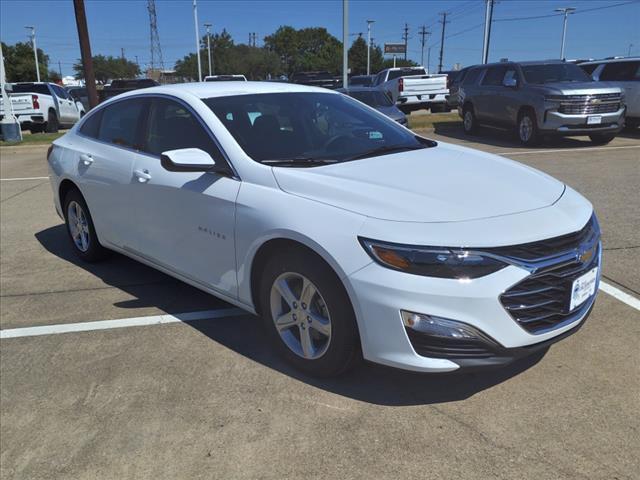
(579, 56), (640, 65)
(117, 81), (339, 99)
(476, 60), (567, 68)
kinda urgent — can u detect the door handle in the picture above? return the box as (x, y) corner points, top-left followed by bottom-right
(79, 153), (93, 166)
(134, 169), (152, 183)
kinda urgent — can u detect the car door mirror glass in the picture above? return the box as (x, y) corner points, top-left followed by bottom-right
(160, 148), (216, 172)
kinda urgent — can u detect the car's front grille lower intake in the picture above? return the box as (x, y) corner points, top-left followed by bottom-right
(496, 216), (600, 334)
(558, 93), (621, 115)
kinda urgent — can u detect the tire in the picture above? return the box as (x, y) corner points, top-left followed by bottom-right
(258, 248), (360, 377)
(29, 124), (44, 134)
(63, 189), (108, 262)
(517, 110), (539, 146)
(45, 110), (59, 133)
(589, 133), (616, 145)
(462, 105), (477, 135)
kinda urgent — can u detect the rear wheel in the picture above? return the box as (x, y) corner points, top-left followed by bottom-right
(63, 189), (108, 262)
(517, 110), (539, 146)
(589, 133), (616, 145)
(259, 249), (360, 377)
(45, 110), (59, 133)
(462, 105), (477, 134)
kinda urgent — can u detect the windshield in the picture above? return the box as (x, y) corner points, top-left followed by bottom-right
(521, 63), (591, 84)
(10, 84), (51, 95)
(349, 90), (393, 107)
(205, 92), (431, 165)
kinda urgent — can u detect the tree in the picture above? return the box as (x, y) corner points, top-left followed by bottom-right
(265, 26), (342, 75)
(2, 41), (54, 82)
(381, 58), (418, 69)
(348, 37), (367, 75)
(73, 55), (140, 83)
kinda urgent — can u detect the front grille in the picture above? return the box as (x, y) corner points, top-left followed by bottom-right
(498, 217), (600, 334)
(558, 93), (621, 115)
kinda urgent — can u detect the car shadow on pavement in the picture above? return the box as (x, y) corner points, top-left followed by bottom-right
(36, 224), (546, 406)
(432, 122), (603, 150)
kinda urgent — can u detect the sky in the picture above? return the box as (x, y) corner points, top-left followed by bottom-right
(1, 0), (639, 77)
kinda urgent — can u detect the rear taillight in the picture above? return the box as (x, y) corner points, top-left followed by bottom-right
(32, 95), (40, 109)
(47, 145), (54, 161)
(398, 78), (404, 93)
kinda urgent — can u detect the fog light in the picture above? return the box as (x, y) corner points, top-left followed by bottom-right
(401, 310), (494, 342)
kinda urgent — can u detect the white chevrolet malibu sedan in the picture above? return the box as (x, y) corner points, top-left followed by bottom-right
(47, 82), (601, 376)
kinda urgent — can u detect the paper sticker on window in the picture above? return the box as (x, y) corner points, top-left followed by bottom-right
(369, 131), (383, 140)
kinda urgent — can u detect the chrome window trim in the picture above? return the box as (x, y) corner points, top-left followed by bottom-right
(74, 92), (241, 180)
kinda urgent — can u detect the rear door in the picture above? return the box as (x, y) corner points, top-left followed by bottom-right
(597, 61), (640, 118)
(74, 98), (148, 248)
(476, 65), (508, 123)
(51, 84), (78, 123)
(129, 96), (240, 298)
(493, 66), (522, 126)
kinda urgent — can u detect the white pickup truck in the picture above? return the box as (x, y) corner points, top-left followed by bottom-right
(0, 82), (85, 133)
(372, 67), (449, 113)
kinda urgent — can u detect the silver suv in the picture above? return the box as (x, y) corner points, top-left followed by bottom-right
(458, 60), (625, 145)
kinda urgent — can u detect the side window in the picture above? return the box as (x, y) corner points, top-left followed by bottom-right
(482, 66), (508, 86)
(144, 98), (224, 161)
(97, 99), (147, 148)
(462, 68), (482, 86)
(503, 68), (519, 86)
(600, 61), (640, 81)
(79, 110), (103, 138)
(580, 63), (600, 76)
(52, 85), (68, 99)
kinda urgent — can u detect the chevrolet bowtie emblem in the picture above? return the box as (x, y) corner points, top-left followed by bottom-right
(589, 98), (602, 105)
(578, 246), (594, 264)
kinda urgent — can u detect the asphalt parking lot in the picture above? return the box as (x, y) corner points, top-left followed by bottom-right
(1, 124), (639, 479)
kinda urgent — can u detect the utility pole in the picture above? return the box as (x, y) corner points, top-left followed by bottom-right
(418, 25), (429, 67)
(402, 23), (409, 61)
(204, 23), (212, 77)
(481, 0), (495, 64)
(629, 43), (634, 56)
(73, 0), (98, 108)
(24, 26), (40, 82)
(555, 7), (576, 60)
(343, 0), (348, 88)
(427, 46), (432, 74)
(437, 12), (448, 73)
(193, 0), (202, 81)
(58, 60), (62, 79)
(121, 47), (125, 60)
(366, 20), (375, 75)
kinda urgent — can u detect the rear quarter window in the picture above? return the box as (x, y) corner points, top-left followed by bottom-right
(462, 68), (483, 86)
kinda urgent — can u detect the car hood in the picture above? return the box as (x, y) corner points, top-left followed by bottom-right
(272, 142), (565, 223)
(531, 81), (621, 95)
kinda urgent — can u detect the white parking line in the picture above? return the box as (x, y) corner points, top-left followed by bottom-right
(0, 307), (245, 339)
(0, 176), (49, 181)
(599, 281), (640, 311)
(499, 145), (640, 156)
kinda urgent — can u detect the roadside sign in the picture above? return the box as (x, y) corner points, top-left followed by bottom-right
(384, 43), (406, 55)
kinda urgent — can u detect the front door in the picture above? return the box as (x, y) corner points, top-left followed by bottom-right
(129, 97), (240, 298)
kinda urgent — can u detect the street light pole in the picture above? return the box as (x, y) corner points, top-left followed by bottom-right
(555, 7), (576, 60)
(1, 43), (23, 142)
(366, 20), (374, 76)
(204, 22), (212, 77)
(25, 26), (40, 82)
(481, 0), (495, 64)
(193, 0), (202, 81)
(343, 0), (348, 88)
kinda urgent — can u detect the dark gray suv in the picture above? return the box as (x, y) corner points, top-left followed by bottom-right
(458, 60), (625, 145)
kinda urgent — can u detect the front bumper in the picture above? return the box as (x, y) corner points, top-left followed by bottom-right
(540, 107), (625, 135)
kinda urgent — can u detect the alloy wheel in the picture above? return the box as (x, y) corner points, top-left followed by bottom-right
(519, 116), (533, 142)
(464, 110), (473, 131)
(67, 200), (90, 252)
(269, 272), (332, 360)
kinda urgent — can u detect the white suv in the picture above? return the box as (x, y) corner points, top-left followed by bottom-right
(47, 82), (601, 376)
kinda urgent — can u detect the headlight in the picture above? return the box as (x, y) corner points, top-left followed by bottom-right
(359, 238), (508, 279)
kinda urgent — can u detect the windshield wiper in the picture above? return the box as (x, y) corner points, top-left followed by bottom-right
(262, 156), (339, 167)
(346, 144), (426, 161)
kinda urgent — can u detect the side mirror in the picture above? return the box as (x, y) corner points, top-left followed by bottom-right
(503, 77), (518, 88)
(160, 148), (216, 172)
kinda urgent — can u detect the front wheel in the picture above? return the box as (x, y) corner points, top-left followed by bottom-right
(63, 189), (109, 262)
(589, 133), (616, 145)
(259, 249), (360, 377)
(517, 111), (539, 146)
